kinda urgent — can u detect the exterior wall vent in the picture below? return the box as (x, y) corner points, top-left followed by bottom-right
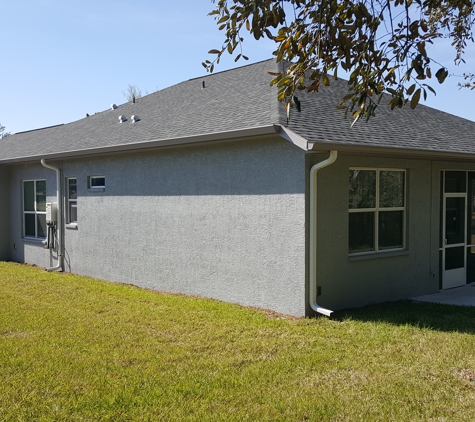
(131, 115), (140, 123)
(119, 115), (127, 123)
(111, 104), (117, 110)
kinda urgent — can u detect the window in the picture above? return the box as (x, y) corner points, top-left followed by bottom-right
(23, 180), (46, 239)
(67, 178), (77, 224)
(88, 176), (105, 190)
(349, 169), (406, 254)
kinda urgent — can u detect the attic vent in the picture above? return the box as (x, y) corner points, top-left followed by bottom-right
(119, 115), (127, 123)
(111, 104), (117, 110)
(131, 115), (140, 123)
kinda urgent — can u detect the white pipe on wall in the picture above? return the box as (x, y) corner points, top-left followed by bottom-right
(309, 151), (338, 317)
(40, 159), (64, 272)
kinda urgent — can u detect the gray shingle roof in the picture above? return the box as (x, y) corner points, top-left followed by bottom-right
(285, 75), (475, 155)
(1, 58), (475, 163)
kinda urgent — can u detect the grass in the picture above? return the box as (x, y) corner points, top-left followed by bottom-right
(1, 261), (475, 421)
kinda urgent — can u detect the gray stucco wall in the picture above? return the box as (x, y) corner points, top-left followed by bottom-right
(8, 137), (307, 316)
(0, 166), (10, 260)
(308, 153), (439, 312)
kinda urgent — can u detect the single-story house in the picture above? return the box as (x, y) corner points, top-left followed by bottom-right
(1, 58), (475, 317)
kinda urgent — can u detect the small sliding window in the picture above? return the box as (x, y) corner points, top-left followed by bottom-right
(88, 176), (105, 191)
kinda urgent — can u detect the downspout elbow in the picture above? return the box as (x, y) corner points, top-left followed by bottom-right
(309, 151), (338, 317)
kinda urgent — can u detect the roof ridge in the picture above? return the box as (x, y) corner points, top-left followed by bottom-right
(15, 124), (64, 135)
(187, 58), (277, 82)
(268, 60), (286, 126)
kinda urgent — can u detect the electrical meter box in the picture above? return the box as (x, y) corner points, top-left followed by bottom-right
(46, 202), (58, 224)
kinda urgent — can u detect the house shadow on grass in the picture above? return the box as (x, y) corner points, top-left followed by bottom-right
(333, 301), (475, 335)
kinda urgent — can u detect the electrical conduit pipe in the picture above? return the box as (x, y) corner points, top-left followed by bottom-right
(40, 159), (64, 272)
(309, 151), (338, 317)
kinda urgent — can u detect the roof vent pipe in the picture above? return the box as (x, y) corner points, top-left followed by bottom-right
(202, 81), (205, 89)
(111, 104), (117, 110)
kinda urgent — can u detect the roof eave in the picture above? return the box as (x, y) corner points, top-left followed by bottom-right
(308, 140), (475, 161)
(0, 125), (281, 165)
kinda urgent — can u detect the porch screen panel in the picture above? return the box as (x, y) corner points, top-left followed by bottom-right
(445, 197), (465, 245)
(467, 173), (475, 283)
(445, 246), (465, 271)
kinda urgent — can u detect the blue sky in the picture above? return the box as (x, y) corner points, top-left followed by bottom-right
(2, 0), (474, 135)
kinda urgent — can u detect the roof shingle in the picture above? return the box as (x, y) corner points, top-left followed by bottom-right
(1, 58), (474, 163)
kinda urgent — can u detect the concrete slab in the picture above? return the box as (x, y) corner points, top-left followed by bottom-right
(411, 284), (475, 307)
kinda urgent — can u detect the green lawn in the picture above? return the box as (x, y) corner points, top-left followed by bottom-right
(1, 261), (475, 421)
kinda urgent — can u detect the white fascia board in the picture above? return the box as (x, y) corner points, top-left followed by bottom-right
(0, 125), (279, 164)
(308, 140), (475, 161)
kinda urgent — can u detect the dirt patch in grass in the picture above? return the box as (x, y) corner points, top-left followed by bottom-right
(458, 369), (475, 383)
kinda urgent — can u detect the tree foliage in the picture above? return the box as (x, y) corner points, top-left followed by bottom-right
(123, 84), (142, 103)
(205, 0), (475, 123)
(0, 123), (10, 139)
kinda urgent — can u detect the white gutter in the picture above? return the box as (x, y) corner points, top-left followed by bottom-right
(40, 159), (64, 272)
(309, 151), (338, 317)
(273, 124), (312, 150)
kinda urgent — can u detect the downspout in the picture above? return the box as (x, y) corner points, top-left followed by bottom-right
(309, 151), (338, 317)
(40, 159), (64, 272)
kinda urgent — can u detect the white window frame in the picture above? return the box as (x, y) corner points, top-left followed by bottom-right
(66, 177), (77, 225)
(22, 179), (47, 239)
(88, 175), (105, 191)
(349, 168), (406, 255)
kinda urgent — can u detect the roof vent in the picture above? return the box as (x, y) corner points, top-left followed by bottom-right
(131, 115), (140, 123)
(111, 104), (117, 110)
(119, 115), (127, 123)
(202, 81), (205, 89)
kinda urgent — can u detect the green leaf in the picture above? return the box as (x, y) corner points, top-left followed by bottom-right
(435, 68), (448, 84)
(208, 49), (221, 54)
(322, 74), (330, 86)
(423, 84), (436, 96)
(277, 76), (291, 87)
(350, 112), (361, 129)
(417, 42), (427, 57)
(410, 88), (421, 109)
(407, 84), (416, 95)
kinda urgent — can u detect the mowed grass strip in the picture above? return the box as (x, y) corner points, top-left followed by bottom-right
(1, 261), (475, 421)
